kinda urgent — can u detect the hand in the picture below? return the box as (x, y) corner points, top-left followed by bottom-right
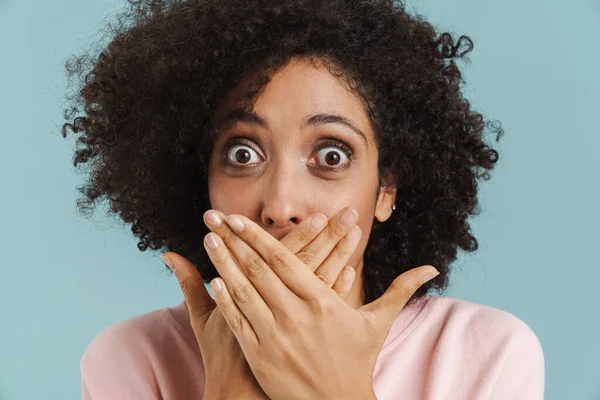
(162, 208), (362, 399)
(200, 208), (439, 400)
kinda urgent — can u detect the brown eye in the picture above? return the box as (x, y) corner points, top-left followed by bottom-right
(226, 144), (261, 166)
(312, 140), (353, 169)
(315, 147), (347, 166)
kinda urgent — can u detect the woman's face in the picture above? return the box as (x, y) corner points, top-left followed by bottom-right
(208, 58), (396, 306)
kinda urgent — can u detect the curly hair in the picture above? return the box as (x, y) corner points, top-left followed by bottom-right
(61, 0), (503, 306)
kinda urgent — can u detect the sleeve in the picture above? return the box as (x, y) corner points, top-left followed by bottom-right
(489, 319), (545, 400)
(80, 322), (161, 400)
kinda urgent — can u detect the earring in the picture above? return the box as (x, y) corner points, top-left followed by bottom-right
(392, 204), (396, 211)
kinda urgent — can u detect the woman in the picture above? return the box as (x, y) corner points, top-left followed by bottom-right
(62, 0), (545, 398)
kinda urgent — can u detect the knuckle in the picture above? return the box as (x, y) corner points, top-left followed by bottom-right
(267, 249), (291, 271)
(325, 225), (345, 242)
(309, 297), (335, 316)
(178, 277), (200, 296)
(296, 250), (318, 268)
(230, 314), (245, 332)
(315, 271), (332, 287)
(244, 255), (268, 278)
(336, 241), (354, 258)
(230, 283), (254, 304)
(220, 228), (237, 244)
(296, 226), (314, 244)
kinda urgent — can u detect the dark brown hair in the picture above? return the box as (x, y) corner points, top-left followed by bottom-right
(61, 0), (503, 305)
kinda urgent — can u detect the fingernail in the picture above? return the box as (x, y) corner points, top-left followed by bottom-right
(211, 278), (224, 292)
(226, 216), (245, 232)
(340, 208), (358, 227)
(205, 233), (219, 249)
(161, 254), (176, 272)
(420, 268), (440, 285)
(310, 214), (327, 230)
(345, 225), (361, 245)
(204, 210), (222, 227)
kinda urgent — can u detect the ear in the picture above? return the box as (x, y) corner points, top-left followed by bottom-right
(374, 172), (397, 223)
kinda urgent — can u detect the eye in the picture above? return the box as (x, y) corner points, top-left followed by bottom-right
(312, 140), (354, 169)
(225, 140), (262, 167)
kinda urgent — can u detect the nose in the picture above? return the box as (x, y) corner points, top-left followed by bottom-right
(260, 161), (307, 231)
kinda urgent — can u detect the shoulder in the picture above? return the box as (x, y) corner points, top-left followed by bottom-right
(81, 299), (197, 370)
(376, 296), (545, 398)
(80, 308), (167, 398)
(80, 301), (205, 399)
(80, 304), (191, 398)
(428, 296), (545, 395)
(82, 306), (174, 363)
(427, 295), (543, 346)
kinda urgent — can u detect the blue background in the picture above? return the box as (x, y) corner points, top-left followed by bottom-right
(1, 0), (598, 398)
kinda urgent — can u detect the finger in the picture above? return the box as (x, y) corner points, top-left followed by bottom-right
(277, 211), (359, 298)
(295, 207), (359, 273)
(209, 276), (260, 352)
(313, 225), (362, 288)
(208, 210), (327, 255)
(204, 210), (356, 301)
(161, 251), (216, 332)
(202, 232), (271, 343)
(211, 210), (330, 279)
(279, 213), (328, 253)
(331, 265), (356, 299)
(360, 265), (439, 333)
(221, 213), (329, 303)
(203, 210), (299, 315)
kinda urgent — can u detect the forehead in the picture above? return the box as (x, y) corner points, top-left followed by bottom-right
(214, 58), (374, 143)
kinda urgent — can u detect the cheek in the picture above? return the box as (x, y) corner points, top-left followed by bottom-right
(349, 198), (378, 253)
(323, 196), (376, 256)
(209, 181), (245, 212)
(355, 215), (374, 250)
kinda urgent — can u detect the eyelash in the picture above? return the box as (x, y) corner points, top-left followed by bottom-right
(222, 137), (355, 171)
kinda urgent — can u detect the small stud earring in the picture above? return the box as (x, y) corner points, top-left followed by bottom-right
(392, 204), (396, 211)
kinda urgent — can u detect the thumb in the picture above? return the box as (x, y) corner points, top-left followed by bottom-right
(359, 265), (439, 333)
(161, 251), (216, 329)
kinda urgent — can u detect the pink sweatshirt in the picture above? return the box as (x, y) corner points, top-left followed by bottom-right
(81, 295), (545, 399)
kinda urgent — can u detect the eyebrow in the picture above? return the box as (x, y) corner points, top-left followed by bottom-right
(213, 107), (369, 147)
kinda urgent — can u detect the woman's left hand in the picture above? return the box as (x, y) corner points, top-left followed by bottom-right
(203, 210), (439, 400)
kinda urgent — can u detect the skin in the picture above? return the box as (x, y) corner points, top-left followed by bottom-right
(193, 211), (438, 400)
(164, 207), (362, 399)
(208, 57), (398, 309)
(162, 57), (438, 399)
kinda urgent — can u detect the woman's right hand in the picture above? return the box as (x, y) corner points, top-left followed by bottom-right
(163, 207), (362, 400)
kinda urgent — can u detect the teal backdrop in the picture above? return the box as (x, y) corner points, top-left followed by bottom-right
(1, 0), (598, 399)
